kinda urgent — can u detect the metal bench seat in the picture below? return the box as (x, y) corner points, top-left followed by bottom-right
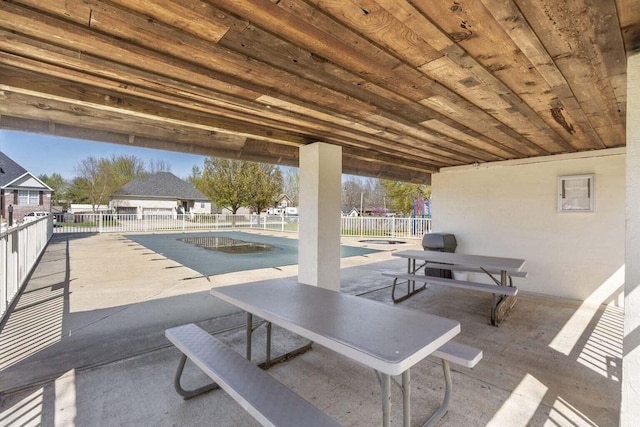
(382, 271), (519, 297)
(422, 262), (528, 278)
(166, 323), (339, 427)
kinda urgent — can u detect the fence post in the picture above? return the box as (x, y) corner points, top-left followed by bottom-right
(182, 214), (185, 231)
(99, 213), (103, 233)
(281, 215), (285, 232)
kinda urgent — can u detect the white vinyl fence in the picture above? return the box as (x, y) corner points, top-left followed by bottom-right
(52, 213), (431, 238)
(2, 213), (429, 323)
(1, 217), (53, 321)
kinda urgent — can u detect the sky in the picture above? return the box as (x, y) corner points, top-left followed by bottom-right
(0, 130), (208, 180)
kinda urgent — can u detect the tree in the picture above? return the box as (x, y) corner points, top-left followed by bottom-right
(197, 158), (283, 214)
(66, 177), (91, 204)
(342, 177), (364, 211)
(342, 176), (387, 215)
(74, 157), (112, 212)
(110, 154), (147, 189)
(188, 165), (203, 189)
(282, 168), (300, 205)
(198, 158), (251, 214)
(73, 154), (148, 212)
(246, 163), (283, 214)
(381, 180), (431, 216)
(148, 159), (172, 174)
(39, 173), (68, 207)
(363, 178), (385, 212)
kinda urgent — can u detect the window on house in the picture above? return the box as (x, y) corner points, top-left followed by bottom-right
(18, 190), (40, 206)
(200, 202), (205, 208)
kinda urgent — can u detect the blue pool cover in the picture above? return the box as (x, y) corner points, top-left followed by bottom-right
(125, 231), (380, 276)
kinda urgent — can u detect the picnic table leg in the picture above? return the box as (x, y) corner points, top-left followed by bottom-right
(381, 373), (391, 427)
(393, 258), (427, 303)
(402, 370), (411, 427)
(492, 270), (518, 326)
(423, 360), (452, 427)
(265, 320), (272, 368)
(247, 311), (313, 369)
(246, 312), (253, 360)
(488, 270), (518, 326)
(172, 354), (219, 400)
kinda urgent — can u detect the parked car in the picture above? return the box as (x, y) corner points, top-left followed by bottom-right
(23, 211), (56, 224)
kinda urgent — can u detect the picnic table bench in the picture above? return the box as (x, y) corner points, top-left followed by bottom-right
(166, 321), (482, 427)
(386, 250), (527, 326)
(166, 323), (340, 427)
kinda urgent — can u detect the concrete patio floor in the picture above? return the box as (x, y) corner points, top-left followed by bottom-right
(0, 231), (622, 426)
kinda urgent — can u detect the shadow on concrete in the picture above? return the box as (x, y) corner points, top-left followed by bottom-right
(0, 233), (623, 426)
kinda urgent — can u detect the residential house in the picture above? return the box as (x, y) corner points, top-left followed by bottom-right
(0, 151), (53, 222)
(275, 194), (292, 208)
(110, 172), (211, 218)
(341, 206), (360, 217)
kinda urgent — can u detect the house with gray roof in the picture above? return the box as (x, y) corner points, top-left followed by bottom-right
(110, 172), (212, 218)
(0, 151), (53, 222)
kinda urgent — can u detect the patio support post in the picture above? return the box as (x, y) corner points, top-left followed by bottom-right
(622, 51), (640, 427)
(298, 142), (342, 291)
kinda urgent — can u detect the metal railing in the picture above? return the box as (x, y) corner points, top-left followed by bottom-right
(51, 213), (431, 239)
(1, 217), (53, 322)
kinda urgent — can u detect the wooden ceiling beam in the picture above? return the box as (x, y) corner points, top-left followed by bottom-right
(0, 4), (498, 164)
(213, 0), (552, 156)
(479, 0), (607, 151)
(0, 114), (432, 183)
(407, 0), (580, 153)
(512, 0), (627, 147)
(0, 0), (631, 179)
(0, 13), (511, 167)
(0, 61), (467, 167)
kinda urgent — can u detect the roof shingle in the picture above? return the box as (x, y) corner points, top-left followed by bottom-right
(0, 151), (28, 187)
(112, 172), (207, 200)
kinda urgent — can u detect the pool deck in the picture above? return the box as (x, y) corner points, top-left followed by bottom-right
(0, 231), (622, 426)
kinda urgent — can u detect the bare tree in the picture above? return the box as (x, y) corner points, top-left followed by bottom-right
(74, 157), (112, 212)
(73, 154), (148, 212)
(342, 177), (364, 212)
(148, 159), (172, 174)
(282, 168), (300, 205)
(363, 178), (385, 212)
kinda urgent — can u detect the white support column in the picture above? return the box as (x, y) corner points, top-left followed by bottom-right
(298, 142), (342, 291)
(622, 52), (640, 426)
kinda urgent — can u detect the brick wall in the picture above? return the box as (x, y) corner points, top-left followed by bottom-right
(1, 190), (52, 222)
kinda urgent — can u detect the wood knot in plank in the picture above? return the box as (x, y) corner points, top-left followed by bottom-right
(550, 107), (576, 135)
(450, 31), (472, 42)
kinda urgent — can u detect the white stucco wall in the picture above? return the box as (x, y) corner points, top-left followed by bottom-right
(622, 52), (640, 427)
(432, 148), (625, 301)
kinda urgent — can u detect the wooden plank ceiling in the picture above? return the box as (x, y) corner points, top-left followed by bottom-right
(1, 0), (638, 183)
